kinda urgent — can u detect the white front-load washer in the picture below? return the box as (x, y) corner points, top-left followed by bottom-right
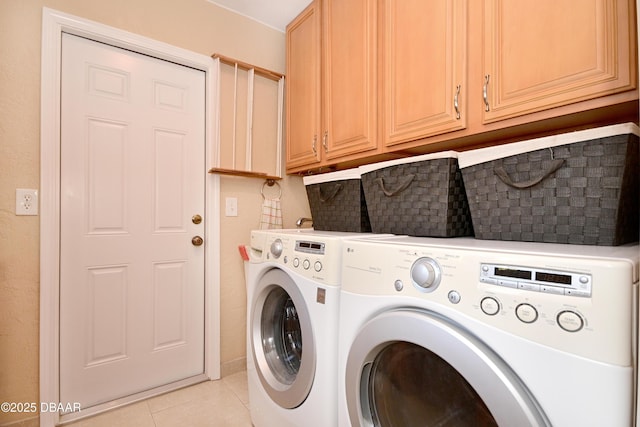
(338, 236), (639, 427)
(245, 229), (387, 427)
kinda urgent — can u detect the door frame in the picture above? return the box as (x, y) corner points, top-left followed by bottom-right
(40, 8), (220, 426)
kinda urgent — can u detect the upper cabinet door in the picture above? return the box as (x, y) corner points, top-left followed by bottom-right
(483, 0), (637, 124)
(322, 0), (378, 160)
(286, 2), (322, 171)
(382, 0), (468, 148)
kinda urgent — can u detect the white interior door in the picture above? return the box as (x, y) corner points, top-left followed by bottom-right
(59, 32), (206, 408)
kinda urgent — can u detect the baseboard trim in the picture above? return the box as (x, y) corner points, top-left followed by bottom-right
(221, 357), (247, 377)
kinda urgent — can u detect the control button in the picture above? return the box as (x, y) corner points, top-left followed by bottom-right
(448, 291), (461, 304)
(564, 288), (591, 298)
(314, 261), (322, 272)
(497, 279), (518, 288)
(481, 265), (490, 273)
(517, 282), (541, 292)
(479, 277), (498, 285)
(515, 303), (538, 323)
(302, 259), (310, 270)
(480, 297), (500, 316)
(557, 310), (584, 332)
(283, 256), (288, 264)
(579, 276), (589, 284)
(394, 280), (403, 292)
(540, 285), (564, 295)
(270, 239), (283, 258)
(293, 258), (300, 268)
(410, 257), (442, 292)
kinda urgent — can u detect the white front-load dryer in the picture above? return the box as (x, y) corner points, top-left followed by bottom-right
(245, 229), (386, 427)
(338, 236), (639, 427)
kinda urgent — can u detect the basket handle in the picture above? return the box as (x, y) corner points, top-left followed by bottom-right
(494, 159), (565, 189)
(375, 174), (415, 196)
(317, 183), (343, 202)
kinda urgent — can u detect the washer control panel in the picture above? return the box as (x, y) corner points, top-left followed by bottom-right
(480, 264), (592, 297)
(253, 232), (344, 286)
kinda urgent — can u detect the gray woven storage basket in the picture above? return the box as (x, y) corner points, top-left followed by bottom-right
(360, 153), (473, 237)
(304, 174), (372, 232)
(459, 125), (639, 246)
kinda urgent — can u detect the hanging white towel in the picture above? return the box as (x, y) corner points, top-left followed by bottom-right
(259, 180), (283, 229)
(259, 197), (283, 229)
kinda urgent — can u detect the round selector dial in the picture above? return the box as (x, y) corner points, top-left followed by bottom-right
(270, 239), (283, 259)
(557, 310), (584, 332)
(480, 297), (500, 316)
(410, 257), (442, 292)
(515, 303), (538, 323)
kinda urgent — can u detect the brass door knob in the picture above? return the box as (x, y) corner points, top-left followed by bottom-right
(192, 214), (202, 224)
(192, 236), (204, 246)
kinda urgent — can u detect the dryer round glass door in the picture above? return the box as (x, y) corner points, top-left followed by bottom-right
(251, 268), (316, 409)
(345, 309), (550, 427)
(367, 342), (495, 426)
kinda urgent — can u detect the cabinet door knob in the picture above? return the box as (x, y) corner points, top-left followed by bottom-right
(454, 84), (461, 120)
(483, 74), (490, 112)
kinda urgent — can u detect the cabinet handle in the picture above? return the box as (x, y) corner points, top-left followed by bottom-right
(483, 74), (490, 112)
(454, 84), (461, 120)
(312, 135), (318, 156)
(322, 131), (329, 153)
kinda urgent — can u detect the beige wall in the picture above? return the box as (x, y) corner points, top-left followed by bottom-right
(0, 1), (310, 424)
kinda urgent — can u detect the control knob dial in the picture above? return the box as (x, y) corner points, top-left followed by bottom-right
(410, 257), (442, 292)
(270, 239), (283, 258)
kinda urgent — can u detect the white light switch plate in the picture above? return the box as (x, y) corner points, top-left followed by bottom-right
(225, 197), (238, 217)
(16, 189), (38, 215)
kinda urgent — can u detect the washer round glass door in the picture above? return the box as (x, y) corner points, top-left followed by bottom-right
(346, 309), (549, 427)
(251, 268), (316, 409)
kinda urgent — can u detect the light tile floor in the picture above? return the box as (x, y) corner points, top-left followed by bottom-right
(66, 371), (252, 427)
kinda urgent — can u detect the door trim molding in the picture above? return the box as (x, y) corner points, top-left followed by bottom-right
(40, 8), (220, 426)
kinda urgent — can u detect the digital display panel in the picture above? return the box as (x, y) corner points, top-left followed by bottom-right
(296, 241), (324, 254)
(535, 271), (572, 285)
(298, 242), (322, 249)
(494, 267), (531, 280)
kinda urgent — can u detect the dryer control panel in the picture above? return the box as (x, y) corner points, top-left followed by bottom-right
(340, 235), (638, 366)
(480, 264), (592, 297)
